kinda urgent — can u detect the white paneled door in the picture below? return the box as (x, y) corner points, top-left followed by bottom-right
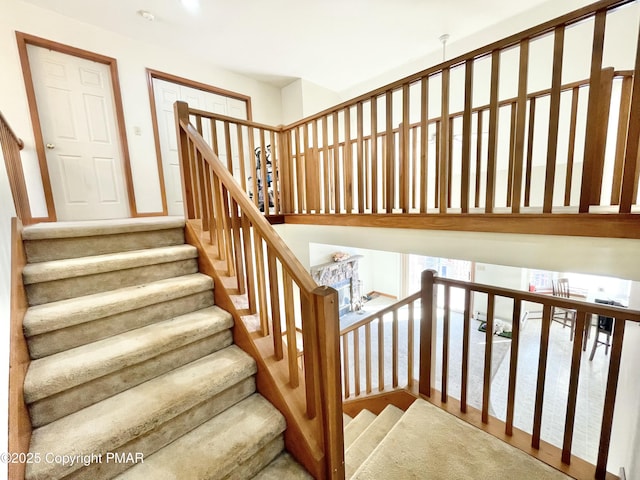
(153, 78), (248, 216)
(28, 45), (129, 221)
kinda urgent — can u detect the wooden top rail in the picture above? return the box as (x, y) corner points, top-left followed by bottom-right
(188, 107), (282, 133)
(0, 111), (24, 150)
(340, 292), (421, 334)
(180, 117), (317, 294)
(285, 0), (633, 129)
(436, 276), (640, 322)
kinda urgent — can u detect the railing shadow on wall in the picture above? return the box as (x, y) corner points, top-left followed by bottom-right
(340, 269), (640, 480)
(174, 101), (345, 479)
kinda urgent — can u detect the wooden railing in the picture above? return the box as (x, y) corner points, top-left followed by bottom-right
(279, 0), (640, 218)
(1, 111), (32, 224)
(174, 101), (344, 479)
(340, 270), (640, 479)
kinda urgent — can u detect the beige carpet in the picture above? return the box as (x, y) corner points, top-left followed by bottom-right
(352, 399), (572, 479)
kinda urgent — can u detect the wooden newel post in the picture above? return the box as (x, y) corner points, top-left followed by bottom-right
(313, 285), (345, 479)
(174, 100), (195, 219)
(419, 269), (438, 398)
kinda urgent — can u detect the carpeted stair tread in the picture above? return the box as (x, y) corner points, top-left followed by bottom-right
(23, 273), (213, 337)
(345, 404), (403, 478)
(24, 306), (233, 404)
(344, 409), (376, 449)
(26, 345), (256, 480)
(22, 245), (197, 284)
(22, 217), (185, 240)
(253, 452), (313, 479)
(114, 394), (286, 480)
(351, 399), (572, 480)
(343, 413), (353, 427)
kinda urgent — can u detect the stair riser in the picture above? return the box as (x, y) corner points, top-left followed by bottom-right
(226, 436), (285, 480)
(25, 259), (198, 306)
(24, 228), (185, 263)
(28, 291), (214, 358)
(30, 331), (233, 427)
(61, 377), (257, 480)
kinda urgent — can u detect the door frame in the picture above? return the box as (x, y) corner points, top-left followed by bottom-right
(16, 32), (138, 221)
(146, 68), (252, 215)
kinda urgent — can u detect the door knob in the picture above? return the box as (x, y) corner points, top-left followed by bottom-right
(46, 143), (55, 149)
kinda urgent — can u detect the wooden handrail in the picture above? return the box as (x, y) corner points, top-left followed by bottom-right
(339, 269), (639, 479)
(175, 101), (344, 479)
(0, 111), (32, 224)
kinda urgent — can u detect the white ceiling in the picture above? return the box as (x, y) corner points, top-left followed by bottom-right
(22, 0), (563, 92)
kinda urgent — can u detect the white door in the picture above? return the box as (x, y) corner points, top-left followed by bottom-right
(28, 45), (129, 221)
(153, 78), (248, 216)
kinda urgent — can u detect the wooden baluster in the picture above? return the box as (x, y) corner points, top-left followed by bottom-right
(365, 323), (372, 394)
(408, 300), (415, 389)
(506, 102), (517, 208)
(486, 51), (500, 213)
(190, 140), (202, 220)
(279, 129), (292, 214)
(353, 328), (361, 396)
(260, 130), (270, 214)
(448, 117), (454, 209)
(506, 299), (522, 435)
(401, 84), (410, 213)
(392, 309), (399, 388)
(210, 173), (225, 259)
(312, 286), (344, 479)
(565, 87), (580, 206)
(482, 293), (495, 423)
(579, 10), (607, 212)
(237, 124), (247, 193)
(475, 112), (483, 208)
(385, 91), (394, 213)
(230, 199), (246, 294)
(174, 101), (195, 219)
(439, 68), (450, 214)
(282, 270), (299, 388)
(435, 121), (440, 208)
(596, 317), (626, 479)
(412, 126), (419, 210)
(267, 246), (283, 358)
(442, 285), (450, 402)
(543, 25), (566, 213)
(532, 304), (552, 449)
(381, 135), (387, 209)
(420, 269), (437, 398)
(224, 121), (233, 174)
(562, 311), (586, 464)
(525, 98), (536, 207)
(620, 24), (640, 213)
(210, 117), (219, 156)
(378, 316), (385, 391)
(248, 126), (258, 209)
(295, 126), (305, 213)
(461, 289), (471, 413)
(270, 130), (279, 215)
(241, 213), (257, 314)
(611, 76), (632, 206)
(194, 117), (207, 225)
(364, 138), (370, 211)
(512, 39), (529, 213)
(309, 121), (320, 212)
(357, 102), (365, 213)
(301, 293), (319, 419)
(343, 334), (350, 398)
(203, 162), (216, 245)
(420, 77), (429, 213)
(461, 60), (473, 213)
(371, 97), (379, 214)
(322, 116), (330, 213)
(253, 229), (269, 336)
(344, 108), (353, 213)
(333, 113), (341, 213)
(220, 182), (235, 277)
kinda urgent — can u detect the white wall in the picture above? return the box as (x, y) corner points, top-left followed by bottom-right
(0, 0), (283, 217)
(281, 78), (342, 125)
(473, 263), (528, 320)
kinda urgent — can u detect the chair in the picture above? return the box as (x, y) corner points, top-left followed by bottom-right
(551, 278), (576, 340)
(589, 299), (614, 361)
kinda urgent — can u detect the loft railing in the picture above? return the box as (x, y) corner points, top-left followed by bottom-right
(280, 0), (640, 217)
(0, 111), (32, 224)
(174, 101), (344, 479)
(339, 270), (640, 480)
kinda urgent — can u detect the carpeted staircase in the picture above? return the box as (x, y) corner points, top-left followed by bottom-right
(343, 400), (574, 479)
(19, 217), (311, 480)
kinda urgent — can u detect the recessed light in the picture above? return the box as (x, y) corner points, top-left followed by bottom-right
(180, 0), (200, 12)
(137, 10), (155, 21)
